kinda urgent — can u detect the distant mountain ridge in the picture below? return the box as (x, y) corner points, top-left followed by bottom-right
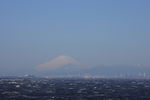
(36, 64), (150, 77)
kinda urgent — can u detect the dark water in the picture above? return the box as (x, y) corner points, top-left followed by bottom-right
(0, 77), (150, 100)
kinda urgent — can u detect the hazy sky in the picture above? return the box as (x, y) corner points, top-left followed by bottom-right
(0, 0), (150, 75)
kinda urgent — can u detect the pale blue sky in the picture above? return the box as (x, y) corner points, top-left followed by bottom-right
(0, 0), (150, 75)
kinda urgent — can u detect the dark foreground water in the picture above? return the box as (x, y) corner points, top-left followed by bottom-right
(0, 77), (150, 100)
